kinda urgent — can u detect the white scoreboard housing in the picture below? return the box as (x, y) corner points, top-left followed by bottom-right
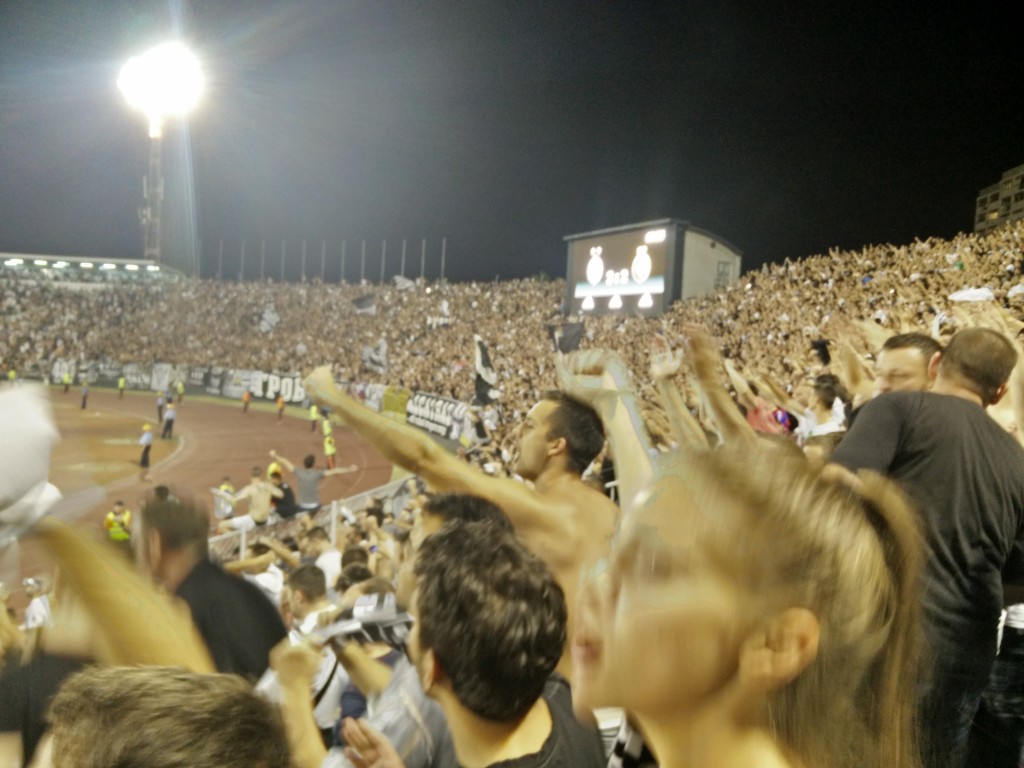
(564, 219), (742, 317)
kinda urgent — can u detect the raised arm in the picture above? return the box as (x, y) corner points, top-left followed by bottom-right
(335, 641), (396, 699)
(556, 349), (656, 511)
(269, 450), (295, 473)
(271, 640), (329, 768)
(223, 550), (278, 575)
(29, 519), (214, 671)
(304, 367), (574, 545)
(834, 340), (874, 407)
(748, 370), (806, 417)
(255, 536), (301, 569)
(325, 464), (359, 477)
(1009, 355), (1024, 448)
(649, 339), (709, 449)
(306, 367), (467, 488)
(222, 483), (254, 505)
(722, 358), (758, 411)
(679, 325), (758, 447)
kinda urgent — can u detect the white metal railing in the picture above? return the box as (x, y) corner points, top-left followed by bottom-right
(208, 477), (413, 562)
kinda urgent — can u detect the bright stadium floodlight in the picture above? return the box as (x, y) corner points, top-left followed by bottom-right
(100, 263), (116, 270)
(80, 262), (94, 269)
(146, 265), (160, 272)
(125, 264), (139, 271)
(118, 42), (203, 139)
(118, 42), (203, 268)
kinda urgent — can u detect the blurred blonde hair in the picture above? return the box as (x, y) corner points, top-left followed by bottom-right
(682, 447), (923, 768)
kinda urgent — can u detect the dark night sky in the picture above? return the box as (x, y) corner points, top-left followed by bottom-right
(0, 1), (1021, 282)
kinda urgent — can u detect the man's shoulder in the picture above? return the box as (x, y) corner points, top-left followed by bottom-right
(545, 474), (614, 505)
(316, 549), (341, 567)
(858, 390), (990, 428)
(531, 675), (605, 768)
(540, 477), (616, 522)
(178, 560), (274, 604)
(863, 389), (925, 413)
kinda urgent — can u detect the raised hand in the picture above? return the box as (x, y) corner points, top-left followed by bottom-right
(303, 366), (339, 406)
(649, 334), (683, 381)
(342, 718), (406, 768)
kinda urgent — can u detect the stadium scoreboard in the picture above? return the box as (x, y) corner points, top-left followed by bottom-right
(563, 220), (741, 317)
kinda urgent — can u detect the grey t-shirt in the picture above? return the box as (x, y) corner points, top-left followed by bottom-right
(294, 468), (326, 507)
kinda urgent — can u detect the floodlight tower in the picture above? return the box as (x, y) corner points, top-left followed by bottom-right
(117, 42), (203, 266)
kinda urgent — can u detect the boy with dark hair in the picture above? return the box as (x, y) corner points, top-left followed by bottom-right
(274, 518), (605, 768)
(380, 520), (603, 766)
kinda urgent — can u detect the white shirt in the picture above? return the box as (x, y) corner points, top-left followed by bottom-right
(23, 594), (51, 629)
(256, 607), (348, 730)
(315, 549), (342, 593)
(244, 563), (284, 608)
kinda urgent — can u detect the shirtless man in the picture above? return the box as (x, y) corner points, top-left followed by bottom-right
(216, 467), (284, 533)
(304, 366), (618, 680)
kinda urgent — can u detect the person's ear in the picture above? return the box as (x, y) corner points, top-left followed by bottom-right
(419, 648), (445, 694)
(990, 382), (1009, 407)
(927, 351), (942, 380)
(548, 435), (568, 459)
(737, 608), (820, 693)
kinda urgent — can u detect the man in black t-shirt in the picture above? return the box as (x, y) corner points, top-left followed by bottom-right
(401, 520), (604, 767)
(832, 328), (1024, 768)
(269, 471), (298, 519)
(136, 495), (287, 679)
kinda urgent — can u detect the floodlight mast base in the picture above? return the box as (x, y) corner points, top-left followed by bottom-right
(141, 130), (163, 264)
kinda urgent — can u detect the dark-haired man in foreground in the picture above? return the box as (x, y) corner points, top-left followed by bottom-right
(277, 520), (604, 768)
(305, 367), (617, 680)
(274, 495), (514, 768)
(400, 520), (603, 767)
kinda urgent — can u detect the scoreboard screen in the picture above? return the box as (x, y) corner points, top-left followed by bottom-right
(565, 226), (672, 316)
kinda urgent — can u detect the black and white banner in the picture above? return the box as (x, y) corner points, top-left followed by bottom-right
(406, 391), (467, 441)
(48, 359), (308, 403)
(361, 338), (388, 375)
(44, 357), (479, 441)
(219, 371), (307, 403)
(473, 334), (500, 404)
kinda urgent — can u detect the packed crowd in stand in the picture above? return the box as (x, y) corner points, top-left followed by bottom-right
(3, 222), (1024, 454)
(3, 220), (1024, 768)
